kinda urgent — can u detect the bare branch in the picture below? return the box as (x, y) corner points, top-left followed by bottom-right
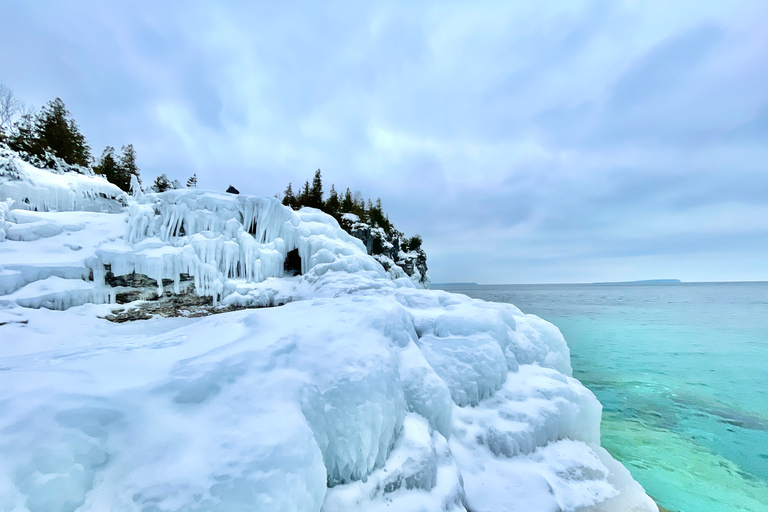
(0, 84), (24, 129)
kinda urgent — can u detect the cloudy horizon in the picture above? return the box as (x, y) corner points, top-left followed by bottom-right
(2, 0), (767, 284)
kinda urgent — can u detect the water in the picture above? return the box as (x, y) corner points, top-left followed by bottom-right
(435, 282), (768, 512)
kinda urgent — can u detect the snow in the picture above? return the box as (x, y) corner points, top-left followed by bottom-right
(0, 156), (658, 512)
(0, 147), (127, 213)
(0, 275), (111, 310)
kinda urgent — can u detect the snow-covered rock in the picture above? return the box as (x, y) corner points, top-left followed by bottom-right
(0, 154), (658, 512)
(340, 213), (430, 288)
(0, 146), (127, 213)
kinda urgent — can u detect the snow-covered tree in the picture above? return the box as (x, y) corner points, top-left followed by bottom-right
(119, 144), (140, 183)
(32, 98), (91, 167)
(94, 146), (126, 190)
(152, 174), (171, 193)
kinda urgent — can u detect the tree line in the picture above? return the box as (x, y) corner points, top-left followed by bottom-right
(0, 84), (195, 193)
(282, 169), (422, 253)
(282, 170), (394, 232)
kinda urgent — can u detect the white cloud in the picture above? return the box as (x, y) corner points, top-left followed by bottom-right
(1, 0), (766, 282)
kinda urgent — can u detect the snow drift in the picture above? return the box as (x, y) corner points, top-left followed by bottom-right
(0, 149), (658, 512)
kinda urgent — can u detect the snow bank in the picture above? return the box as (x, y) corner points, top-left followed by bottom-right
(0, 275), (111, 310)
(0, 147), (128, 213)
(0, 158), (658, 512)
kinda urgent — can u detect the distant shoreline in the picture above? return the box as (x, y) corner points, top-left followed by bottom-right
(432, 280), (683, 287)
(591, 279), (681, 285)
(433, 280), (768, 288)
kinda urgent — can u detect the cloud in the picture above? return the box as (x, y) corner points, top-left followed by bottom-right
(1, 0), (767, 283)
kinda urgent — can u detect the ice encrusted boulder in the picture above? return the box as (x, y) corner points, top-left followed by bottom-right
(0, 155), (658, 512)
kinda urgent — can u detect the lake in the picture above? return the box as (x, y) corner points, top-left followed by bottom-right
(435, 282), (768, 512)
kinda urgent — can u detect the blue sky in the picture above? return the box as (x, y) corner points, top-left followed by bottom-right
(2, 0), (767, 283)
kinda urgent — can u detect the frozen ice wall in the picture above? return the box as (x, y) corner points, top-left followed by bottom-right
(0, 155), (658, 512)
(0, 153), (396, 310)
(111, 188), (388, 302)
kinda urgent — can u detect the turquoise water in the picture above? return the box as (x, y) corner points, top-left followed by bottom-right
(436, 282), (768, 512)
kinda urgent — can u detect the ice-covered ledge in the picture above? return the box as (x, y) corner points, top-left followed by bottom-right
(0, 151), (658, 512)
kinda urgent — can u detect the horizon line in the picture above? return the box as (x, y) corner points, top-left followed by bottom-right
(432, 279), (768, 286)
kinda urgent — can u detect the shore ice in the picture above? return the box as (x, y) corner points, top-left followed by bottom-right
(0, 152), (658, 512)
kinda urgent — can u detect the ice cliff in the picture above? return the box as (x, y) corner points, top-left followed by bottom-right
(0, 148), (658, 512)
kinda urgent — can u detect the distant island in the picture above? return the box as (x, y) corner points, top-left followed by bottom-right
(592, 279), (682, 285)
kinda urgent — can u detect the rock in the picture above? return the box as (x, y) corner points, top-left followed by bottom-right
(340, 217), (429, 287)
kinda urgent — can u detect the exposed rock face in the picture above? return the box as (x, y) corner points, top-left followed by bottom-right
(340, 214), (429, 287)
(99, 266), (286, 322)
(104, 272), (285, 323)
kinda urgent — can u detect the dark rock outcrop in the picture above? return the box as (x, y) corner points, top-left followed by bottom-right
(339, 215), (429, 287)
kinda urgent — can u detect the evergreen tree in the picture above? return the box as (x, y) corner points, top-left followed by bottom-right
(369, 198), (385, 230)
(33, 98), (91, 166)
(186, 173), (197, 188)
(352, 191), (367, 221)
(308, 169), (324, 208)
(298, 180), (311, 205)
(403, 235), (423, 252)
(341, 188), (354, 214)
(7, 113), (37, 157)
(283, 182), (299, 209)
(94, 146), (130, 191)
(325, 184), (340, 218)
(152, 174), (171, 193)
(92, 144), (140, 192)
(119, 144), (140, 184)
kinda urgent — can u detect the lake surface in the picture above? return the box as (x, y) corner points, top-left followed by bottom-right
(435, 282), (768, 512)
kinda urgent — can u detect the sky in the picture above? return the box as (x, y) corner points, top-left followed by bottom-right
(1, 0), (767, 284)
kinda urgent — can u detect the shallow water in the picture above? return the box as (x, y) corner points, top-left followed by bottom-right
(436, 282), (768, 512)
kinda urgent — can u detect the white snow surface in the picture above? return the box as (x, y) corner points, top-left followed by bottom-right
(0, 158), (658, 512)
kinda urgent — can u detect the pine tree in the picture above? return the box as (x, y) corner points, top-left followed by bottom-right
(369, 198), (384, 229)
(7, 113), (37, 157)
(283, 182), (298, 209)
(325, 184), (340, 218)
(341, 188), (354, 214)
(119, 144), (140, 185)
(152, 174), (171, 193)
(94, 146), (129, 191)
(403, 235), (423, 252)
(298, 180), (311, 206)
(33, 98), (91, 166)
(187, 174), (197, 188)
(308, 169), (324, 208)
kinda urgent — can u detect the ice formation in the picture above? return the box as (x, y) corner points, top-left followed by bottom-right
(0, 152), (658, 512)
